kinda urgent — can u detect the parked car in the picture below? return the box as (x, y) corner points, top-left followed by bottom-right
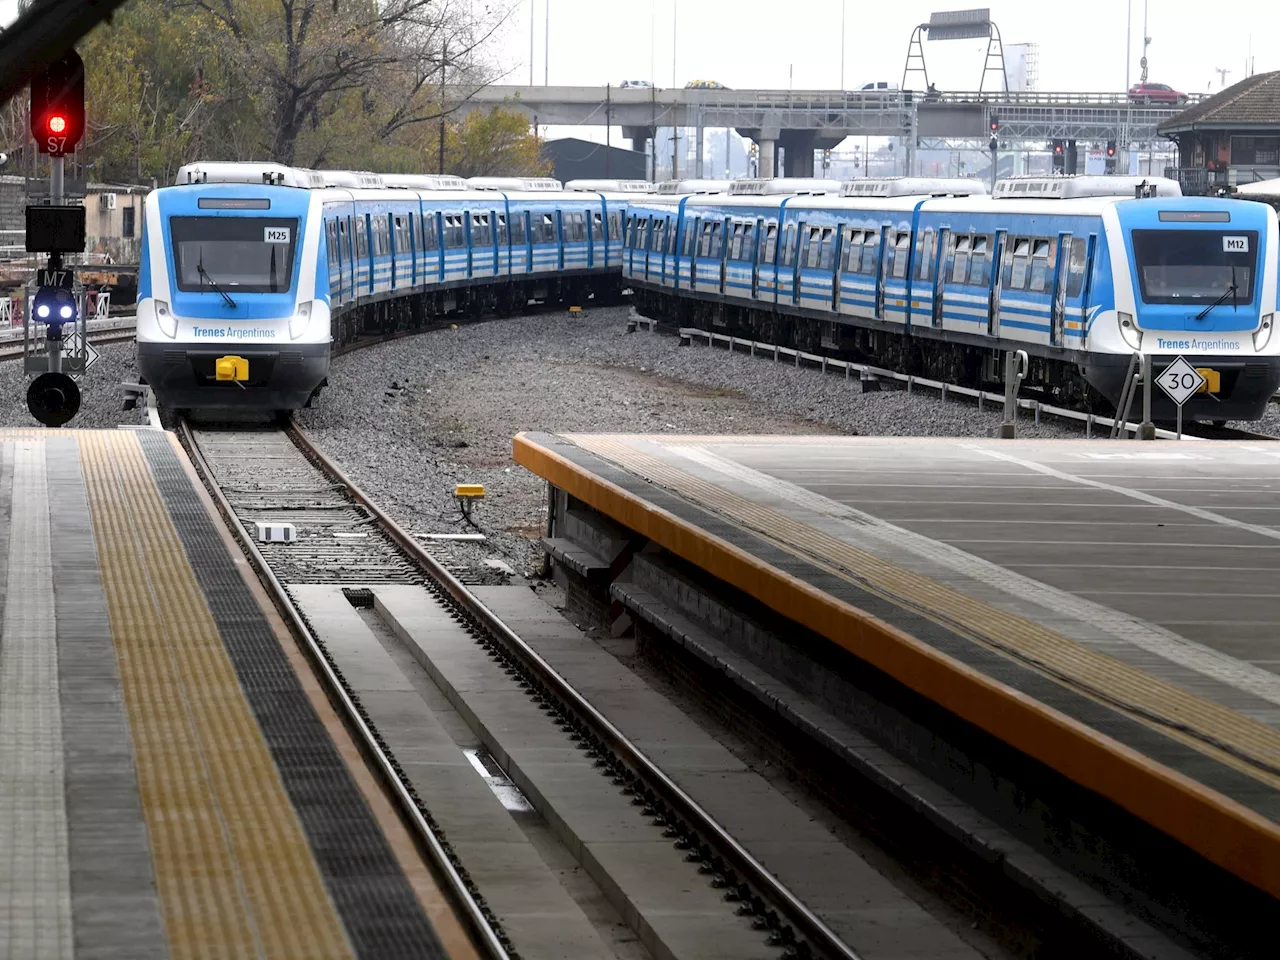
(1128, 82), (1187, 104)
(685, 80), (727, 90)
(619, 80), (653, 89)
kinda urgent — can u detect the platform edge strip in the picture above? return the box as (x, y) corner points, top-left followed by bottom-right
(512, 431), (1280, 899)
(79, 430), (357, 960)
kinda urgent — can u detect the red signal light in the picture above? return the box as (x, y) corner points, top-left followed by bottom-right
(47, 115), (67, 134)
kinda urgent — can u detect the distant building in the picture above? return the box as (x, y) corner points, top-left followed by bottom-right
(1160, 70), (1280, 194)
(542, 138), (647, 183)
(1004, 43), (1039, 93)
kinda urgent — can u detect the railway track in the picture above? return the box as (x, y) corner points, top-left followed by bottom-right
(180, 418), (859, 960)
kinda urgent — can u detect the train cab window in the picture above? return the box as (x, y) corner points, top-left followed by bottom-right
(592, 212), (604, 241)
(609, 211), (621, 241)
(890, 231), (911, 279)
(915, 228), (935, 282)
(970, 236), (991, 286)
(1007, 237), (1031, 290)
(1066, 236), (1088, 297)
(951, 235), (971, 283)
(496, 214), (508, 245)
(1027, 239), (1053, 292)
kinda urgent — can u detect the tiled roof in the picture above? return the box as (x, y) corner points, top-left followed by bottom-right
(1160, 71), (1280, 134)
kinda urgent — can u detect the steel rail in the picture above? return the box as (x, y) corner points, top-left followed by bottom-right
(287, 420), (862, 960)
(178, 418), (514, 960)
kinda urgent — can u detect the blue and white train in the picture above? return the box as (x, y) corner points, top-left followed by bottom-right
(622, 176), (1280, 421)
(136, 164), (630, 411)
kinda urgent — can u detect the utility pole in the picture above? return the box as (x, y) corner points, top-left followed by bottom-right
(605, 84), (612, 176)
(544, 0), (549, 85)
(529, 0), (534, 85)
(1124, 0), (1131, 93)
(1139, 0), (1150, 83)
(672, 2), (677, 89)
(840, 1), (846, 91)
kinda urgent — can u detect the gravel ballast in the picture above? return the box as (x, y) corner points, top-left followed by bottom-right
(0, 341), (144, 430)
(296, 305), (1079, 578)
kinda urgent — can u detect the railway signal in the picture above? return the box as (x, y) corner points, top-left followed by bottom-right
(1052, 140), (1065, 172)
(29, 50), (85, 157)
(1106, 140), (1117, 158)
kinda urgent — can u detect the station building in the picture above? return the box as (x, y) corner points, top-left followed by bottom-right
(1161, 69), (1280, 194)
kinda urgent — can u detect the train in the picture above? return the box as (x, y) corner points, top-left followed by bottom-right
(136, 164), (631, 412)
(621, 175), (1280, 422)
(136, 165), (1280, 422)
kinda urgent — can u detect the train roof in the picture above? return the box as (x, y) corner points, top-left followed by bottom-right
(565, 179), (653, 193)
(1235, 177), (1280, 198)
(467, 176), (564, 192)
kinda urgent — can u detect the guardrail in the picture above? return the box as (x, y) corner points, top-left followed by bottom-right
(678, 327), (1187, 440)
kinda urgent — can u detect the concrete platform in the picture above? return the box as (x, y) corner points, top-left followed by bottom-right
(0, 430), (455, 960)
(513, 432), (1280, 905)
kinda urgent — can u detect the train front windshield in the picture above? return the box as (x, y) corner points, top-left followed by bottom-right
(170, 217), (298, 294)
(1131, 229), (1257, 305)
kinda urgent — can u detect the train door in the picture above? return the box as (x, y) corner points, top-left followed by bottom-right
(643, 217), (653, 282)
(792, 221), (807, 306)
(874, 225), (890, 320)
(364, 213), (374, 294)
(408, 212), (417, 287)
(1050, 232), (1071, 347)
(988, 229), (1008, 336)
(751, 218), (763, 299)
(1078, 234), (1097, 347)
(719, 217), (730, 295)
(342, 217), (353, 298)
(556, 211), (565, 272)
(932, 228), (950, 328)
(388, 213), (397, 290)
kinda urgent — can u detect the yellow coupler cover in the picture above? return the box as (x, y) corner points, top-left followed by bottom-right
(215, 356), (249, 381)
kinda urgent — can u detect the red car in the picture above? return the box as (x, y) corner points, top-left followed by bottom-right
(1128, 82), (1187, 105)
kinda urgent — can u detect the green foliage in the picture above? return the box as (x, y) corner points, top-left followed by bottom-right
(444, 106), (550, 178)
(30, 0), (532, 183)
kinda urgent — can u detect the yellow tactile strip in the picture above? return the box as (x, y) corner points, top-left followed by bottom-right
(514, 432), (1280, 899)
(78, 430), (355, 960)
(570, 435), (1280, 790)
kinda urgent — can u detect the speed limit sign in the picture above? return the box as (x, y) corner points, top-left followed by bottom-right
(1156, 356), (1206, 407)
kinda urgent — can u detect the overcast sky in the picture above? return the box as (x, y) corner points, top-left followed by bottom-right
(6, 0), (1279, 146)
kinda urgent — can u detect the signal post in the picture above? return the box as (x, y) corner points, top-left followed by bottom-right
(24, 49), (90, 427)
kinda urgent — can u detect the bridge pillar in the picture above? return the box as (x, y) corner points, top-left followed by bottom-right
(622, 125), (656, 157)
(757, 139), (776, 178)
(778, 130), (816, 177)
(694, 122), (705, 177)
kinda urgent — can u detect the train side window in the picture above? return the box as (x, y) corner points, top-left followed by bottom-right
(728, 223), (743, 260)
(951, 235), (971, 283)
(890, 231), (911, 279)
(698, 222), (711, 257)
(651, 220), (665, 251)
(742, 222), (756, 258)
(496, 215), (508, 245)
(915, 228), (935, 282)
(1028, 239), (1052, 292)
(817, 228), (835, 270)
(843, 230), (862, 272)
(576, 212), (588, 241)
(779, 224), (796, 267)
(1008, 237), (1031, 290)
(861, 231), (881, 274)
(763, 223), (778, 263)
(355, 219), (368, 258)
(609, 212), (621, 240)
(970, 236), (991, 286)
(541, 214), (555, 243)
(592, 212), (604, 241)
(803, 228), (819, 268)
(1066, 236), (1088, 297)
(422, 216), (438, 251)
(509, 214), (524, 245)
(326, 221), (339, 269)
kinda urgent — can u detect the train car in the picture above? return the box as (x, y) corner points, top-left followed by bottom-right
(137, 163), (632, 413)
(624, 175), (1280, 421)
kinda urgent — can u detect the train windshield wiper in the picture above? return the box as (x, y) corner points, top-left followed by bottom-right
(197, 248), (237, 308)
(1194, 266), (1237, 321)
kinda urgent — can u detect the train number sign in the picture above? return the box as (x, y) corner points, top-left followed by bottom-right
(1156, 356), (1206, 407)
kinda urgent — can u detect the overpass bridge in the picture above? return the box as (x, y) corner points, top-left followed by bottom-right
(460, 85), (1204, 177)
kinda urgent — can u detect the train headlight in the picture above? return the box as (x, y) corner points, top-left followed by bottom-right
(1118, 312), (1142, 351)
(154, 299), (177, 338)
(289, 301), (313, 340)
(1254, 314), (1274, 351)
